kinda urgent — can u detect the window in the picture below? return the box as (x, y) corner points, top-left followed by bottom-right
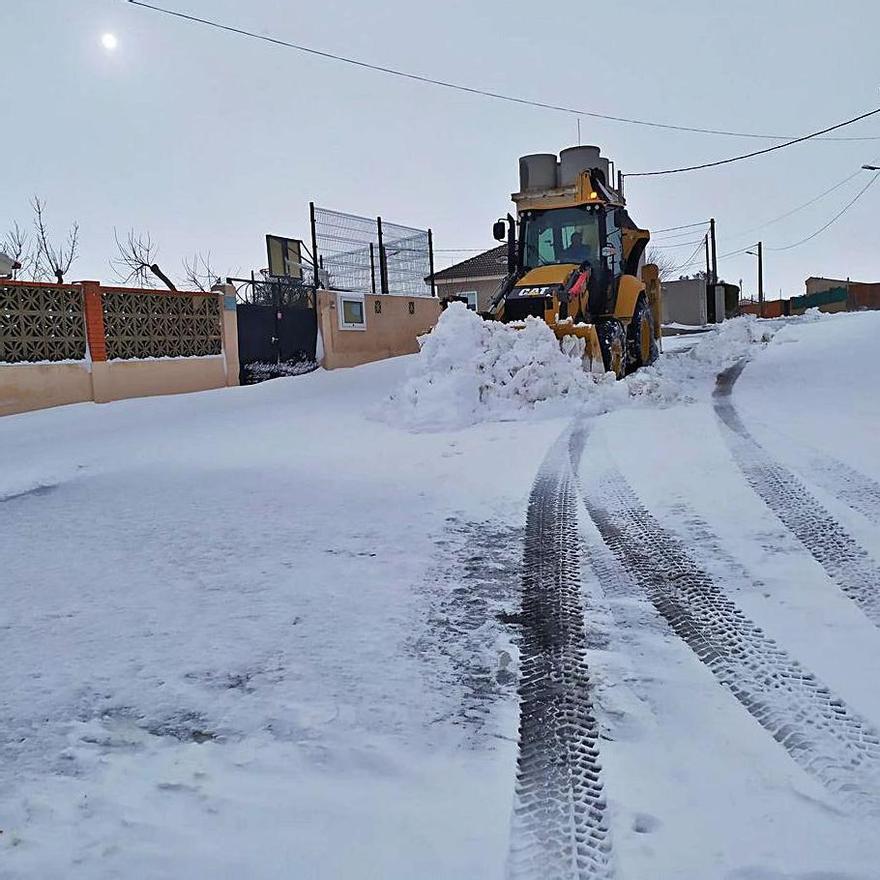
(337, 293), (366, 330)
(461, 290), (478, 311)
(522, 207), (601, 268)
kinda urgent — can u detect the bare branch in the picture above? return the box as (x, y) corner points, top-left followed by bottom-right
(110, 228), (176, 290)
(2, 221), (32, 279)
(645, 247), (680, 282)
(182, 251), (219, 291)
(32, 196), (79, 283)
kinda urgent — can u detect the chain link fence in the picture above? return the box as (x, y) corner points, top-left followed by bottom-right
(312, 206), (433, 297)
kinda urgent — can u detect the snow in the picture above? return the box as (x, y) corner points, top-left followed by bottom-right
(382, 303), (598, 429)
(1, 358), (559, 879)
(3, 308), (880, 878)
(382, 302), (786, 430)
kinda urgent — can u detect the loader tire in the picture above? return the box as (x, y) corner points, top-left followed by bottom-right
(596, 318), (626, 379)
(627, 295), (658, 373)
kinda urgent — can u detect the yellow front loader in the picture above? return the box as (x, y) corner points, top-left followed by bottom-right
(488, 146), (662, 377)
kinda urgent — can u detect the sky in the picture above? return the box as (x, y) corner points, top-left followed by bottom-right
(3, 0), (880, 298)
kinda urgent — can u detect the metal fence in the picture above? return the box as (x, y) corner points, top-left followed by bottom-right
(312, 206), (434, 297)
(227, 274), (315, 309)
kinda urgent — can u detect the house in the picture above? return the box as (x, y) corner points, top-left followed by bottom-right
(430, 245), (508, 312)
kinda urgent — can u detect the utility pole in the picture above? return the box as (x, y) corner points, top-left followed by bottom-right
(704, 235), (712, 323)
(709, 218), (717, 285)
(377, 216), (389, 295)
(427, 228), (437, 298)
(757, 241), (764, 318)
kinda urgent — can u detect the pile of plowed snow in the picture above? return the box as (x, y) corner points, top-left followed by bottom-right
(383, 302), (812, 430)
(383, 304), (602, 429)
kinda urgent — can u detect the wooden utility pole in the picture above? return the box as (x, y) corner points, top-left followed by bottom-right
(757, 241), (764, 318)
(704, 235), (712, 322)
(709, 218), (717, 284)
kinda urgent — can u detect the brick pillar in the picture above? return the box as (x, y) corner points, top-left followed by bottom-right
(80, 280), (107, 362)
(79, 280), (112, 403)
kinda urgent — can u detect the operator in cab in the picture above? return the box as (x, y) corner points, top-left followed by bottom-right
(562, 231), (592, 265)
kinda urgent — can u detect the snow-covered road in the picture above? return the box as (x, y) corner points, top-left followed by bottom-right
(3, 310), (880, 879)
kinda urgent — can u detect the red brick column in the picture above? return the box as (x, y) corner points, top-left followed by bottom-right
(80, 280), (107, 362)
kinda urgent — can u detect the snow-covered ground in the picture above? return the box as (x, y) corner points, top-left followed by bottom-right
(3, 308), (880, 879)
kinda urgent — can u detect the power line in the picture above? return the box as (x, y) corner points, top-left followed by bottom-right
(389, 171), (876, 263)
(717, 245), (755, 260)
(669, 236), (708, 274)
(652, 220), (710, 233)
(649, 238), (706, 249)
(727, 167), (866, 238)
(652, 226), (712, 241)
(126, 1), (880, 143)
(626, 106), (880, 178)
(711, 168), (878, 261)
(768, 171), (879, 251)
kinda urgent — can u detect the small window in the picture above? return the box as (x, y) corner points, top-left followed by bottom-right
(461, 290), (478, 311)
(338, 293), (366, 330)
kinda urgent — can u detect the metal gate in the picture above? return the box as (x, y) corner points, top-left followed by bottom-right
(230, 276), (318, 384)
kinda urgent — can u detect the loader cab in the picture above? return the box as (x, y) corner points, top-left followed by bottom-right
(520, 206), (602, 270)
(517, 204), (624, 274)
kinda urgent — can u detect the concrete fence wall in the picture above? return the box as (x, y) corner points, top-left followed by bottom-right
(317, 290), (441, 370)
(661, 278), (707, 326)
(1, 280), (239, 417)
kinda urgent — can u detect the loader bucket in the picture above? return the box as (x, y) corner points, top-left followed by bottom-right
(554, 321), (606, 375)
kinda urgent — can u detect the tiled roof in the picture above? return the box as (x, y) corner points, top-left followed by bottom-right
(432, 245), (508, 281)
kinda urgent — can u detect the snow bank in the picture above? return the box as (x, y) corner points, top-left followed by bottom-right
(382, 303), (790, 430)
(381, 303), (601, 429)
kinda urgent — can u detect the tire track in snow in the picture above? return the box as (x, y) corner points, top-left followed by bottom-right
(717, 358), (880, 526)
(569, 425), (880, 815)
(802, 454), (880, 527)
(715, 360), (880, 627)
(507, 440), (613, 880)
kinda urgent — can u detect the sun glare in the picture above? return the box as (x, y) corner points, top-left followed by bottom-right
(101, 33), (118, 51)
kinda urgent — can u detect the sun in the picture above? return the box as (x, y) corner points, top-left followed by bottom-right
(101, 33), (118, 51)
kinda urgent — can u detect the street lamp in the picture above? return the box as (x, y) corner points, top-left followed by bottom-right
(745, 242), (764, 317)
(862, 164), (880, 171)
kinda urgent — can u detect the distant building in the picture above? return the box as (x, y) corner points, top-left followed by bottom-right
(430, 245), (508, 312)
(738, 276), (880, 318)
(803, 276), (880, 312)
(661, 278), (739, 327)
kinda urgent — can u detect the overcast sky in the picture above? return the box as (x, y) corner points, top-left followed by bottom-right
(3, 0), (879, 297)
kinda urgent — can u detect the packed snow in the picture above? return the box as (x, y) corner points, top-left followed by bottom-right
(3, 308), (880, 879)
(382, 301), (791, 430)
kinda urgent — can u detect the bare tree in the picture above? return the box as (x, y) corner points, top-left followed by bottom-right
(32, 197), (79, 284)
(2, 221), (33, 280)
(645, 247), (680, 282)
(111, 229), (177, 290)
(182, 251), (220, 291)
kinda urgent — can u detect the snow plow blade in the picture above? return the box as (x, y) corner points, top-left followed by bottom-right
(553, 321), (607, 375)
